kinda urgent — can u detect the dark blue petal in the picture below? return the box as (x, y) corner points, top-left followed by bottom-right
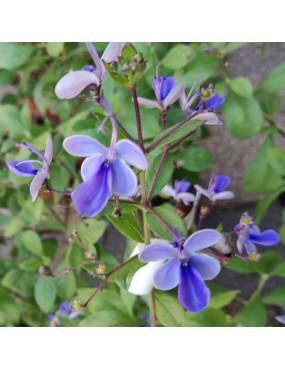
(7, 160), (38, 177)
(205, 94), (225, 110)
(210, 175), (230, 193)
(178, 263), (210, 313)
(160, 77), (176, 100)
(72, 163), (112, 217)
(249, 230), (280, 246)
(58, 301), (70, 316)
(174, 179), (191, 193)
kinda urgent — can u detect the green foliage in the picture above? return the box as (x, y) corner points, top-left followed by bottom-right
(146, 152), (174, 196)
(257, 62), (285, 93)
(161, 45), (193, 70)
(155, 291), (186, 326)
(34, 276), (57, 313)
(235, 296), (267, 327)
(0, 43), (33, 70)
(174, 145), (214, 172)
(107, 213), (144, 242)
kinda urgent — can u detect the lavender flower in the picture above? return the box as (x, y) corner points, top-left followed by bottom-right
(63, 134), (147, 217)
(55, 42), (126, 99)
(138, 229), (221, 312)
(161, 180), (195, 205)
(47, 301), (80, 327)
(195, 175), (234, 202)
(234, 212), (280, 256)
(7, 138), (53, 201)
(137, 67), (184, 111)
(275, 307), (285, 325)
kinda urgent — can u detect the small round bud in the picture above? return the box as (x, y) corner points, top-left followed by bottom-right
(122, 63), (130, 72)
(213, 233), (233, 255)
(95, 264), (106, 275)
(71, 300), (82, 311)
(175, 160), (184, 168)
(38, 265), (52, 276)
(132, 53), (144, 64)
(112, 207), (121, 218)
(109, 61), (118, 69)
(85, 251), (95, 260)
(83, 65), (95, 72)
(71, 229), (78, 237)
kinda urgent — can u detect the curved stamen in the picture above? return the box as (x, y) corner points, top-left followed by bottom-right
(85, 42), (102, 80)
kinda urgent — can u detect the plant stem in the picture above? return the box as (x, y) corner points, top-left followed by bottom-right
(265, 116), (285, 139)
(45, 201), (66, 228)
(149, 290), (156, 327)
(140, 171), (150, 245)
(147, 146), (169, 201)
(162, 111), (167, 130)
(130, 86), (144, 151)
(45, 180), (71, 196)
(247, 274), (269, 304)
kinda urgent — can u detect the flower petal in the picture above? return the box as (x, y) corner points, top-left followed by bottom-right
(72, 165), (112, 217)
(249, 230), (280, 246)
(160, 77), (176, 100)
(63, 135), (107, 157)
(275, 315), (285, 325)
(194, 184), (211, 199)
(237, 237), (244, 254)
(81, 155), (105, 182)
(184, 229), (221, 254)
(102, 42), (126, 63)
(244, 240), (257, 255)
(128, 260), (164, 295)
(55, 70), (100, 99)
(137, 97), (160, 109)
(44, 138), (53, 164)
(139, 244), (175, 262)
(210, 175), (231, 193)
(30, 170), (47, 201)
(175, 192), (196, 205)
(175, 180), (191, 193)
(205, 94), (225, 110)
(179, 89), (187, 112)
(212, 191), (235, 201)
(163, 82), (185, 108)
(116, 139), (147, 170)
(7, 160), (39, 177)
(153, 259), (180, 290)
(178, 264), (210, 313)
(195, 112), (222, 125)
(111, 159), (137, 196)
(190, 253), (221, 280)
(161, 185), (176, 198)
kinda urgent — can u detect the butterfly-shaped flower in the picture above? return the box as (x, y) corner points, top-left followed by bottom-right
(161, 179), (195, 205)
(7, 138), (53, 201)
(195, 175), (234, 202)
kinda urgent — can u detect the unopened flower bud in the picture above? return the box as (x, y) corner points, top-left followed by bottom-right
(213, 233), (233, 255)
(109, 61), (118, 69)
(38, 265), (52, 276)
(71, 229), (78, 238)
(112, 206), (121, 218)
(85, 251), (95, 260)
(95, 264), (106, 275)
(175, 160), (184, 168)
(132, 53), (144, 64)
(122, 63), (130, 72)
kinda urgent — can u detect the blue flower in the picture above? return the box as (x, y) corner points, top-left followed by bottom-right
(195, 175), (234, 202)
(234, 212), (280, 256)
(161, 179), (195, 205)
(63, 135), (147, 218)
(7, 138), (53, 201)
(138, 229), (221, 313)
(137, 67), (184, 111)
(47, 301), (80, 327)
(55, 42), (126, 99)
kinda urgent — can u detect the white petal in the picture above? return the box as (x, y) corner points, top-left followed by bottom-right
(161, 185), (176, 198)
(195, 112), (222, 125)
(137, 97), (160, 109)
(44, 137), (53, 164)
(102, 42), (126, 63)
(175, 192), (196, 205)
(128, 260), (164, 295)
(163, 82), (185, 108)
(194, 184), (211, 199)
(55, 70), (100, 99)
(212, 191), (235, 201)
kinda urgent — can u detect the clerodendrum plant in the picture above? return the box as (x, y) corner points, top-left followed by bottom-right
(6, 42), (280, 327)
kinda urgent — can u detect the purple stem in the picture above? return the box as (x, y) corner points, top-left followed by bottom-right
(130, 87), (145, 151)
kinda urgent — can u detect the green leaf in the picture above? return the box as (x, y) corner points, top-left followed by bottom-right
(46, 42), (64, 57)
(222, 91), (263, 139)
(263, 286), (285, 306)
(146, 152), (174, 197)
(76, 219), (108, 246)
(244, 139), (283, 193)
(227, 258), (260, 274)
(185, 307), (227, 327)
(269, 261), (285, 277)
(34, 276), (57, 312)
(0, 69), (14, 87)
(279, 225), (285, 244)
(21, 230), (44, 258)
(0, 105), (29, 139)
(120, 288), (136, 317)
(19, 260), (43, 272)
(146, 203), (187, 240)
(209, 290), (239, 309)
(154, 291), (185, 327)
(161, 45), (193, 70)
(54, 273), (77, 300)
(268, 147), (285, 175)
(0, 287), (20, 325)
(174, 146), (214, 172)
(258, 62), (285, 93)
(230, 77), (253, 98)
(107, 213), (144, 242)
(254, 189), (283, 223)
(228, 252), (280, 275)
(235, 296), (267, 326)
(0, 43), (33, 70)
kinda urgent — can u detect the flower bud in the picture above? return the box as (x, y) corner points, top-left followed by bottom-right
(71, 300), (82, 311)
(95, 264), (106, 275)
(213, 233), (233, 255)
(112, 206), (121, 218)
(38, 265), (52, 276)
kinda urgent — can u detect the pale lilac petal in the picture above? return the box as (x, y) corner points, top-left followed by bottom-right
(275, 315), (285, 325)
(128, 260), (164, 295)
(161, 185), (176, 198)
(163, 82), (185, 108)
(111, 159), (137, 196)
(237, 237), (244, 254)
(153, 259), (180, 290)
(72, 165), (112, 217)
(55, 71), (100, 99)
(249, 230), (280, 246)
(178, 264), (210, 313)
(195, 112), (222, 125)
(175, 180), (191, 193)
(244, 240), (257, 255)
(184, 229), (221, 254)
(139, 244), (176, 262)
(30, 170), (48, 201)
(44, 138), (53, 164)
(137, 97), (160, 109)
(175, 192), (196, 205)
(102, 42), (126, 63)
(63, 135), (107, 157)
(116, 139), (147, 170)
(7, 160), (39, 177)
(179, 90), (187, 111)
(194, 184), (211, 199)
(190, 253), (221, 280)
(85, 42), (102, 77)
(212, 191), (235, 201)
(81, 155), (105, 181)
